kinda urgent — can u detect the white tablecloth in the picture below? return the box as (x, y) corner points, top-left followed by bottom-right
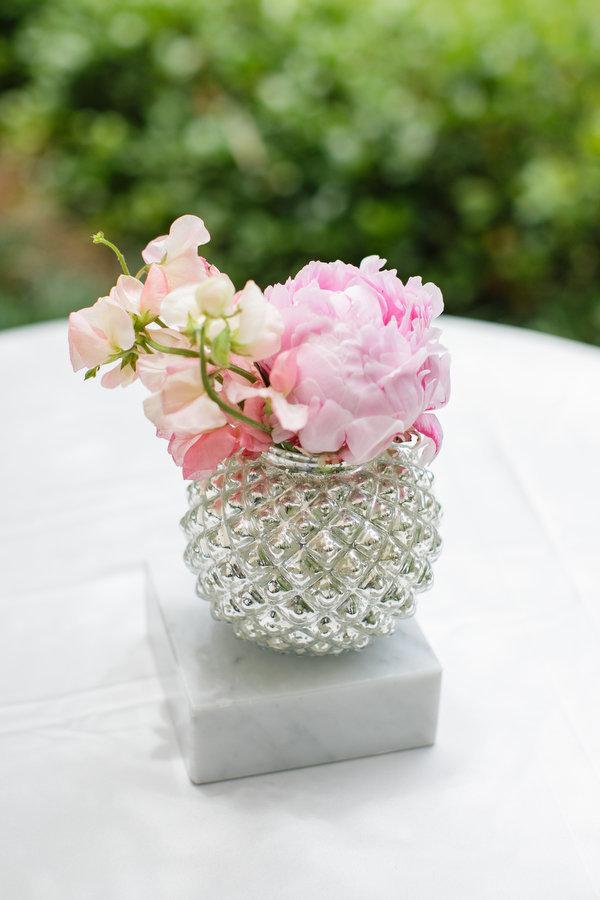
(1, 318), (599, 899)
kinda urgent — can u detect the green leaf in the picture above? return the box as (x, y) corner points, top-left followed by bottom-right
(84, 366), (100, 380)
(211, 323), (231, 366)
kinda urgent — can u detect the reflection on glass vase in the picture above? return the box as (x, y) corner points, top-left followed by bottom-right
(182, 434), (442, 655)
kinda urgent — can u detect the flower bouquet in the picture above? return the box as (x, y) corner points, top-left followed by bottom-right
(69, 215), (449, 654)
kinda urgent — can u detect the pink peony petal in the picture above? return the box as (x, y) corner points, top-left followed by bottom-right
(269, 349), (298, 395)
(298, 399), (352, 454)
(413, 413), (443, 458)
(343, 416), (404, 464)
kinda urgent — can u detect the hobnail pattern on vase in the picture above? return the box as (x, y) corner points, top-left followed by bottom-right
(182, 438), (442, 654)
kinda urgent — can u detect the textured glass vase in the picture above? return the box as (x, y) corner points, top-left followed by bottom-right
(182, 435), (442, 655)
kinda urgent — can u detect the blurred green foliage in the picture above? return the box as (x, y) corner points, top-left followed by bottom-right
(1, 0), (599, 341)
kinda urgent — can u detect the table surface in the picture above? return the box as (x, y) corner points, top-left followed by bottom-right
(1, 317), (599, 900)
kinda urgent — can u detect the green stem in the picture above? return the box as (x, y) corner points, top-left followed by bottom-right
(92, 232), (130, 276)
(144, 336), (200, 358)
(226, 363), (258, 383)
(135, 264), (149, 279)
(199, 325), (271, 435)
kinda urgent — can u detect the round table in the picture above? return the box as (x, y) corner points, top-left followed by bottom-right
(1, 318), (599, 899)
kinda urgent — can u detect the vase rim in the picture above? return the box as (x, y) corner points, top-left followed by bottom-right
(262, 431), (424, 472)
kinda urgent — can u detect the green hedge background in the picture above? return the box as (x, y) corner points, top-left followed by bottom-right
(1, 0), (599, 342)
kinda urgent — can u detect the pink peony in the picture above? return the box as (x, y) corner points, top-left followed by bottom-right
(264, 257), (450, 463)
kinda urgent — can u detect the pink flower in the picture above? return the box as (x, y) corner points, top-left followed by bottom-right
(109, 265), (169, 317)
(225, 376), (308, 434)
(142, 357), (307, 478)
(99, 364), (138, 389)
(70, 211), (450, 477)
(168, 427), (240, 480)
(69, 267), (174, 389)
(142, 215), (215, 289)
(358, 256), (443, 324)
(68, 297), (135, 372)
(143, 361), (245, 478)
(412, 413), (443, 463)
(136, 328), (195, 392)
(160, 274), (236, 329)
(144, 364), (279, 479)
(160, 277), (284, 360)
(229, 281), (283, 359)
(264, 258), (450, 463)
(143, 361), (226, 437)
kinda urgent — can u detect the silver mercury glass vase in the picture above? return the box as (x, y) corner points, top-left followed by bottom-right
(182, 434), (442, 655)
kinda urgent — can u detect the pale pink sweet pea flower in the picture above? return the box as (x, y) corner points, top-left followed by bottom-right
(160, 273), (236, 329)
(104, 323), (197, 391)
(168, 427), (240, 480)
(86, 267), (172, 389)
(229, 281), (283, 359)
(234, 396), (273, 454)
(143, 361), (226, 438)
(161, 276), (283, 364)
(142, 215), (213, 289)
(155, 364), (294, 478)
(146, 365), (275, 479)
(172, 401), (276, 479)
(109, 265), (169, 317)
(68, 297), (135, 371)
(99, 363), (138, 389)
(136, 328), (195, 392)
(69, 267), (172, 390)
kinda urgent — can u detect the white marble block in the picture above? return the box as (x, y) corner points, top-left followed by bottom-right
(147, 558), (442, 784)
